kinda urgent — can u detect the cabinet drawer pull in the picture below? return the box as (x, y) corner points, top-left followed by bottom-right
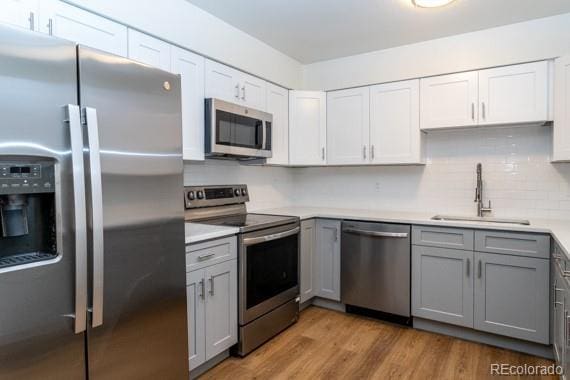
(198, 253), (216, 261)
(363, 146), (367, 160)
(481, 102), (486, 120)
(29, 12), (35, 31)
(235, 84), (240, 99)
(471, 103), (475, 121)
(371, 145), (375, 160)
(321, 147), (325, 161)
(466, 258), (470, 277)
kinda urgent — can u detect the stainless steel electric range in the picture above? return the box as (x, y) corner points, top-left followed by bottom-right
(184, 185), (300, 356)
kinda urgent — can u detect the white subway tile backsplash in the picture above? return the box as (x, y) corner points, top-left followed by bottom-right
(184, 126), (570, 220)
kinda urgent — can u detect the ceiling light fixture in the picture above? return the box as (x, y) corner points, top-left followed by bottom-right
(412, 0), (456, 8)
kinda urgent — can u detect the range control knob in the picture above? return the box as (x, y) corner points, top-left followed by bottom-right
(234, 189), (241, 196)
(197, 190), (204, 199)
(241, 188), (247, 196)
(187, 191), (195, 201)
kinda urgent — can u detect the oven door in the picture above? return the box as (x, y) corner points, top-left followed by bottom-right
(206, 98), (272, 158)
(239, 222), (300, 325)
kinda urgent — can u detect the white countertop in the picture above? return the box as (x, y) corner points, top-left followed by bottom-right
(185, 222), (239, 244)
(257, 206), (570, 258)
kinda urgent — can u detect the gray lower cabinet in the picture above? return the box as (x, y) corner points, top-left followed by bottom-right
(316, 219), (341, 301)
(187, 269), (206, 370)
(412, 245), (474, 327)
(186, 237), (238, 371)
(412, 225), (550, 344)
(552, 241), (570, 377)
(300, 219), (316, 303)
(474, 251), (549, 344)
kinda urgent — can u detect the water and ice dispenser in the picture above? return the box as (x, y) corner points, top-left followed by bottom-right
(0, 158), (57, 269)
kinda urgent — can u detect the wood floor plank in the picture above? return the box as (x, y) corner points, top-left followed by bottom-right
(199, 306), (557, 380)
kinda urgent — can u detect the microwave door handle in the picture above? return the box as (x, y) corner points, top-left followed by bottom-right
(243, 226), (300, 246)
(65, 105), (88, 334)
(83, 107), (105, 328)
(261, 121), (267, 150)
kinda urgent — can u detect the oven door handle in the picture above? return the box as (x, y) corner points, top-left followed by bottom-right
(243, 226), (300, 246)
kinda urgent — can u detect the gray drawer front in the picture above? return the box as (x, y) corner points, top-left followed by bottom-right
(475, 231), (550, 259)
(186, 236), (237, 272)
(412, 226), (474, 250)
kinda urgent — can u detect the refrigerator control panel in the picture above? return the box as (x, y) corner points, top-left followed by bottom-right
(0, 160), (55, 195)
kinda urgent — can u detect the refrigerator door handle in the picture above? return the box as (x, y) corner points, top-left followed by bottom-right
(83, 107), (105, 328)
(65, 104), (88, 334)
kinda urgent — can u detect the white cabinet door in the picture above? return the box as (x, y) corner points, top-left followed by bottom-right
(316, 219), (341, 301)
(479, 61), (550, 126)
(300, 219), (316, 303)
(240, 72), (267, 111)
(39, 0), (127, 57)
(187, 270), (206, 370)
(553, 55), (570, 162)
(474, 252), (549, 344)
(205, 59), (242, 104)
(127, 29), (171, 71)
(0, 0), (38, 31)
(171, 47), (205, 161)
(326, 87), (370, 165)
(204, 260), (237, 360)
(289, 91), (327, 166)
(370, 79), (424, 164)
(412, 246), (474, 328)
(266, 83), (289, 165)
(420, 71), (478, 130)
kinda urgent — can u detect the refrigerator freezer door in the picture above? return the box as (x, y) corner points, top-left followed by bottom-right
(78, 46), (188, 378)
(0, 26), (86, 379)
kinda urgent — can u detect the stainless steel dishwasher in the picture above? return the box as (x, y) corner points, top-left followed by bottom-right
(341, 221), (411, 318)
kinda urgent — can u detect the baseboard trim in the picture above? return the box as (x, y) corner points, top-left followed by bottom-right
(414, 318), (554, 360)
(311, 297), (346, 313)
(190, 350), (230, 379)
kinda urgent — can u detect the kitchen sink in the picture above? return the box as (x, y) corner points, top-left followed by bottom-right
(431, 215), (530, 226)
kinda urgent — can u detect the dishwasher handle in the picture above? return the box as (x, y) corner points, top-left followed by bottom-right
(343, 228), (409, 238)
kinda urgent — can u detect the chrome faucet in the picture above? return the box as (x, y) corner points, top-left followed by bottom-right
(474, 163), (492, 217)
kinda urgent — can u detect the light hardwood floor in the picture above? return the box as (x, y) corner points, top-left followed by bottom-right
(200, 306), (557, 380)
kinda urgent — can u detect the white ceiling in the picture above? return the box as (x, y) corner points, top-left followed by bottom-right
(186, 0), (570, 64)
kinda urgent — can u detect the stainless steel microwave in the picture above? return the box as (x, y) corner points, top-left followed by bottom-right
(205, 98), (272, 159)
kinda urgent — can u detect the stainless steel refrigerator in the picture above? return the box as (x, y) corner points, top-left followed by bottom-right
(0, 24), (188, 379)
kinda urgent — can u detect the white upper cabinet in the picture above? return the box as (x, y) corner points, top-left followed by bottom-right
(205, 59), (267, 111)
(0, 0), (39, 31)
(553, 55), (570, 162)
(240, 73), (267, 110)
(171, 47), (206, 161)
(420, 71), (478, 130)
(370, 79), (424, 164)
(39, 0), (127, 57)
(127, 29), (171, 71)
(478, 61), (550, 126)
(326, 87), (370, 165)
(205, 59), (242, 104)
(265, 83), (289, 165)
(289, 91), (327, 166)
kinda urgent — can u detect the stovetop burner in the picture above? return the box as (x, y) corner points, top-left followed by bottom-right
(184, 185), (298, 233)
(197, 213), (298, 233)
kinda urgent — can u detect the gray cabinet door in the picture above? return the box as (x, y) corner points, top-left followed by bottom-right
(474, 252), (549, 344)
(187, 269), (206, 370)
(300, 219), (316, 303)
(316, 219), (341, 301)
(412, 246), (474, 327)
(205, 260), (238, 360)
(553, 260), (566, 366)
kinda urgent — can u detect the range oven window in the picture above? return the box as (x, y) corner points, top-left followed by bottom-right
(245, 233), (298, 309)
(216, 110), (264, 149)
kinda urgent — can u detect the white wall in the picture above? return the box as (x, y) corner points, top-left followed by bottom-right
(303, 12), (570, 90)
(184, 160), (295, 211)
(293, 126), (570, 220)
(65, 0), (302, 88)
